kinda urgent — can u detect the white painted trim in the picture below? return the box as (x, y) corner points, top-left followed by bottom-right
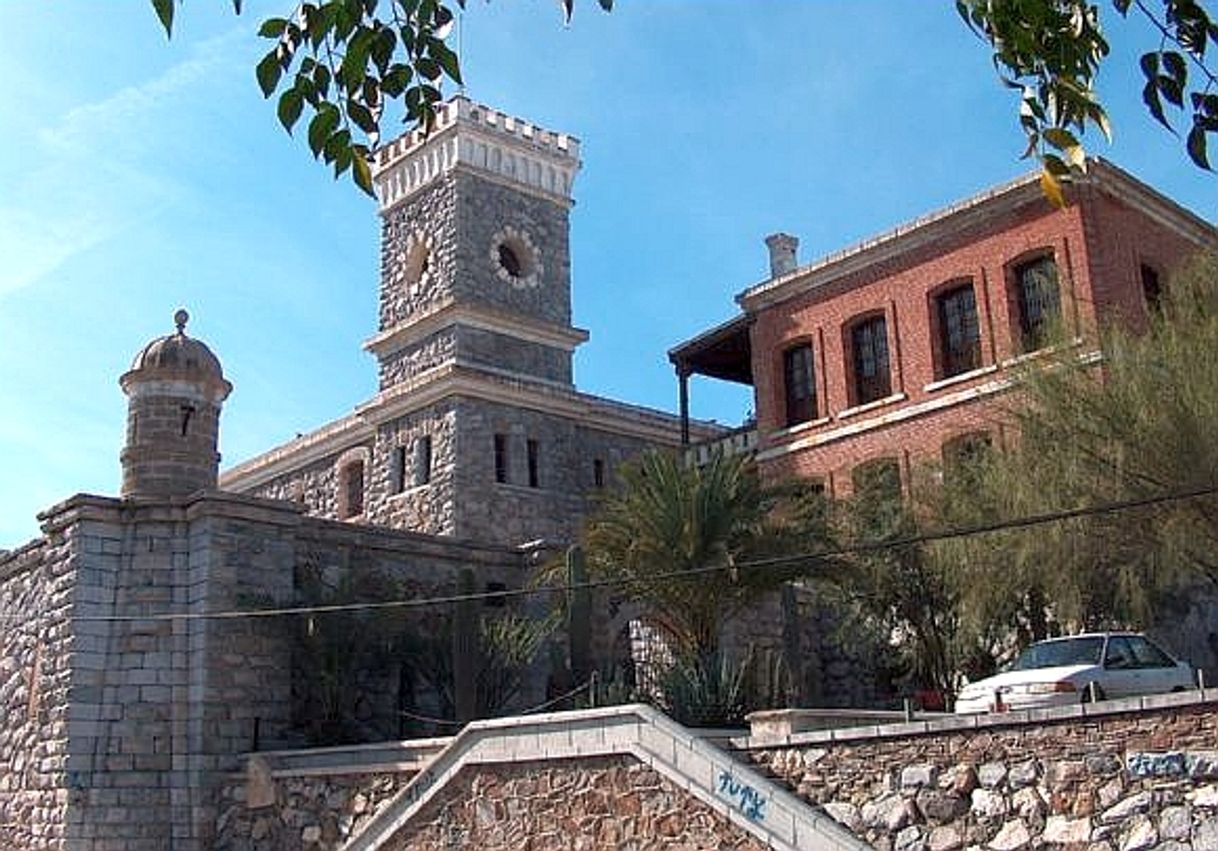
(341, 703), (870, 851)
(363, 300), (589, 359)
(756, 380), (1013, 462)
(836, 392), (907, 421)
(769, 416), (831, 440)
(221, 367), (717, 492)
(923, 364), (999, 393)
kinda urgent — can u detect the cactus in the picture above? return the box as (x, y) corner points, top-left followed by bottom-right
(566, 545), (592, 689)
(452, 568), (479, 723)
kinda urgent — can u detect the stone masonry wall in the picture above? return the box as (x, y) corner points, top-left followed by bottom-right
(451, 395), (658, 546)
(453, 170), (572, 328)
(386, 756), (770, 850)
(215, 770), (411, 850)
(455, 325), (572, 385)
(0, 537), (74, 851)
(367, 404), (458, 537)
(380, 176), (457, 332)
(749, 698), (1218, 851)
(377, 329), (457, 391)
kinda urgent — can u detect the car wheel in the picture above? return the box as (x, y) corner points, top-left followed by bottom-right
(1081, 683), (1105, 703)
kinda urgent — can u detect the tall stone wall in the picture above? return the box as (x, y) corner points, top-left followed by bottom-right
(379, 176), (457, 332)
(749, 697), (1218, 851)
(0, 536), (74, 851)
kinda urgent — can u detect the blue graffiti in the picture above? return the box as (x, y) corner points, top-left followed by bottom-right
(717, 770), (767, 822)
(1126, 752), (1186, 778)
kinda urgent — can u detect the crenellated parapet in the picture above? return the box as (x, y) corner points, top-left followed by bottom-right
(373, 96), (581, 210)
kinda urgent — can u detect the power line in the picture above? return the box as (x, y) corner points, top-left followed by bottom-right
(1, 482), (1216, 625)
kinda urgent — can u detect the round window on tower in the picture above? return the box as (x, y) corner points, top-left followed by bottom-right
(400, 231), (434, 295)
(489, 226), (543, 289)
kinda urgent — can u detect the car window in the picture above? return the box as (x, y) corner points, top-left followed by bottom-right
(1011, 636), (1104, 669)
(1105, 636), (1135, 669)
(1127, 636), (1176, 668)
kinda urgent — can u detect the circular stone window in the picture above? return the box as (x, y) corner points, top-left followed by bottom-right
(399, 231), (433, 295)
(489, 226), (543, 289)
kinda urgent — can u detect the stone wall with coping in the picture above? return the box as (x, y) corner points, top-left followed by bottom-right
(386, 756), (771, 850)
(746, 693), (1218, 851)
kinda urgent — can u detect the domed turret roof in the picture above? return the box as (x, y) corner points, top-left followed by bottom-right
(128, 309), (225, 380)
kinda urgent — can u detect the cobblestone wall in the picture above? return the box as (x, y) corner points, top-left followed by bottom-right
(387, 756), (769, 850)
(0, 537), (73, 851)
(750, 700), (1218, 851)
(454, 326), (572, 385)
(453, 171), (571, 328)
(380, 177), (457, 331)
(216, 771), (411, 850)
(377, 330), (457, 390)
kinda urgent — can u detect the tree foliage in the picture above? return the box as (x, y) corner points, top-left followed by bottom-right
(958, 0), (1218, 202)
(155, 1), (1214, 197)
(577, 450), (828, 662)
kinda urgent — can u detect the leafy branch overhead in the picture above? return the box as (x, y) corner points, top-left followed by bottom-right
(958, 0), (1218, 204)
(154, 1), (1211, 200)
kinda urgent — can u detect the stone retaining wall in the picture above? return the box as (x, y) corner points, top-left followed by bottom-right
(748, 696), (1218, 851)
(215, 771), (410, 850)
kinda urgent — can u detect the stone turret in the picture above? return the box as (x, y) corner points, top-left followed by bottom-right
(119, 309), (231, 497)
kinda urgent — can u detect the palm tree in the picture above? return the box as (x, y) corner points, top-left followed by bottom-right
(581, 450), (825, 663)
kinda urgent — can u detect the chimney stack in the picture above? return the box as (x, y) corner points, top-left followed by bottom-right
(765, 233), (799, 277)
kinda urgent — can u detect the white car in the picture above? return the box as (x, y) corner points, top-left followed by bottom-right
(954, 632), (1195, 714)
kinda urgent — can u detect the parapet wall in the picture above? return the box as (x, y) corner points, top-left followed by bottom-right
(745, 692), (1218, 851)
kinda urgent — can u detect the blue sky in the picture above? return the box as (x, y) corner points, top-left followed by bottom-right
(0, 1), (1211, 547)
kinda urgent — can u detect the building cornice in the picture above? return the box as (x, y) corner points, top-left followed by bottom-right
(373, 96), (581, 213)
(364, 300), (589, 359)
(220, 366), (721, 493)
(739, 160), (1215, 314)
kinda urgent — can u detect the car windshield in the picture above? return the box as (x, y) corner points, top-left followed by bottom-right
(1010, 637), (1104, 670)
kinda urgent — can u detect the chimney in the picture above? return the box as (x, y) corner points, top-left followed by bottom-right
(765, 233), (799, 277)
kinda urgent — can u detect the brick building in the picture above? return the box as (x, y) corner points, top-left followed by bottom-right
(671, 161), (1213, 494)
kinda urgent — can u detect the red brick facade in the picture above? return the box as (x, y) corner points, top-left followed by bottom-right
(674, 162), (1213, 494)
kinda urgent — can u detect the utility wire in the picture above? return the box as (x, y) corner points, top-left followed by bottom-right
(2, 482), (1216, 625)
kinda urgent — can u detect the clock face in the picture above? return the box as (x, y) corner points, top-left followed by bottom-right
(400, 231), (433, 296)
(490, 225), (543, 290)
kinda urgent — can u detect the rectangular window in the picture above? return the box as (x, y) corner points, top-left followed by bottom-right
(1015, 255), (1061, 351)
(1141, 264), (1162, 314)
(593, 458), (605, 488)
(527, 439), (540, 488)
(782, 343), (816, 426)
(943, 432), (992, 486)
(413, 436), (432, 486)
(936, 283), (981, 378)
(851, 457), (901, 502)
(391, 445), (406, 494)
(342, 461), (365, 518)
(494, 433), (508, 484)
(850, 315), (891, 405)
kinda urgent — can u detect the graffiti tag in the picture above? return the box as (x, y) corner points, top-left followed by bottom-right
(717, 770), (767, 822)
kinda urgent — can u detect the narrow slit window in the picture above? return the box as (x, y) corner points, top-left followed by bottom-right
(1141, 264), (1162, 314)
(392, 445), (406, 494)
(593, 458), (605, 489)
(414, 436), (432, 486)
(494, 434), (508, 484)
(180, 404), (195, 437)
(526, 439), (540, 488)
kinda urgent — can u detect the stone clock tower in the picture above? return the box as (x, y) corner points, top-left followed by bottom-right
(222, 98), (701, 546)
(366, 96), (588, 391)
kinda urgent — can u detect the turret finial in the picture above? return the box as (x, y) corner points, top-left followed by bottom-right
(174, 309), (189, 335)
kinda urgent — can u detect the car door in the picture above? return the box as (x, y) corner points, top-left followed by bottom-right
(1126, 635), (1191, 694)
(1101, 635), (1142, 698)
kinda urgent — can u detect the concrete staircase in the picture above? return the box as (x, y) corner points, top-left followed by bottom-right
(341, 703), (869, 850)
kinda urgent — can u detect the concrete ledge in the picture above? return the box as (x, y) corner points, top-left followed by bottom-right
(740, 691), (1218, 751)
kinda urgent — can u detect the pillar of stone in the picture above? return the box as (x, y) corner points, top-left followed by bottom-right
(119, 309), (232, 497)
